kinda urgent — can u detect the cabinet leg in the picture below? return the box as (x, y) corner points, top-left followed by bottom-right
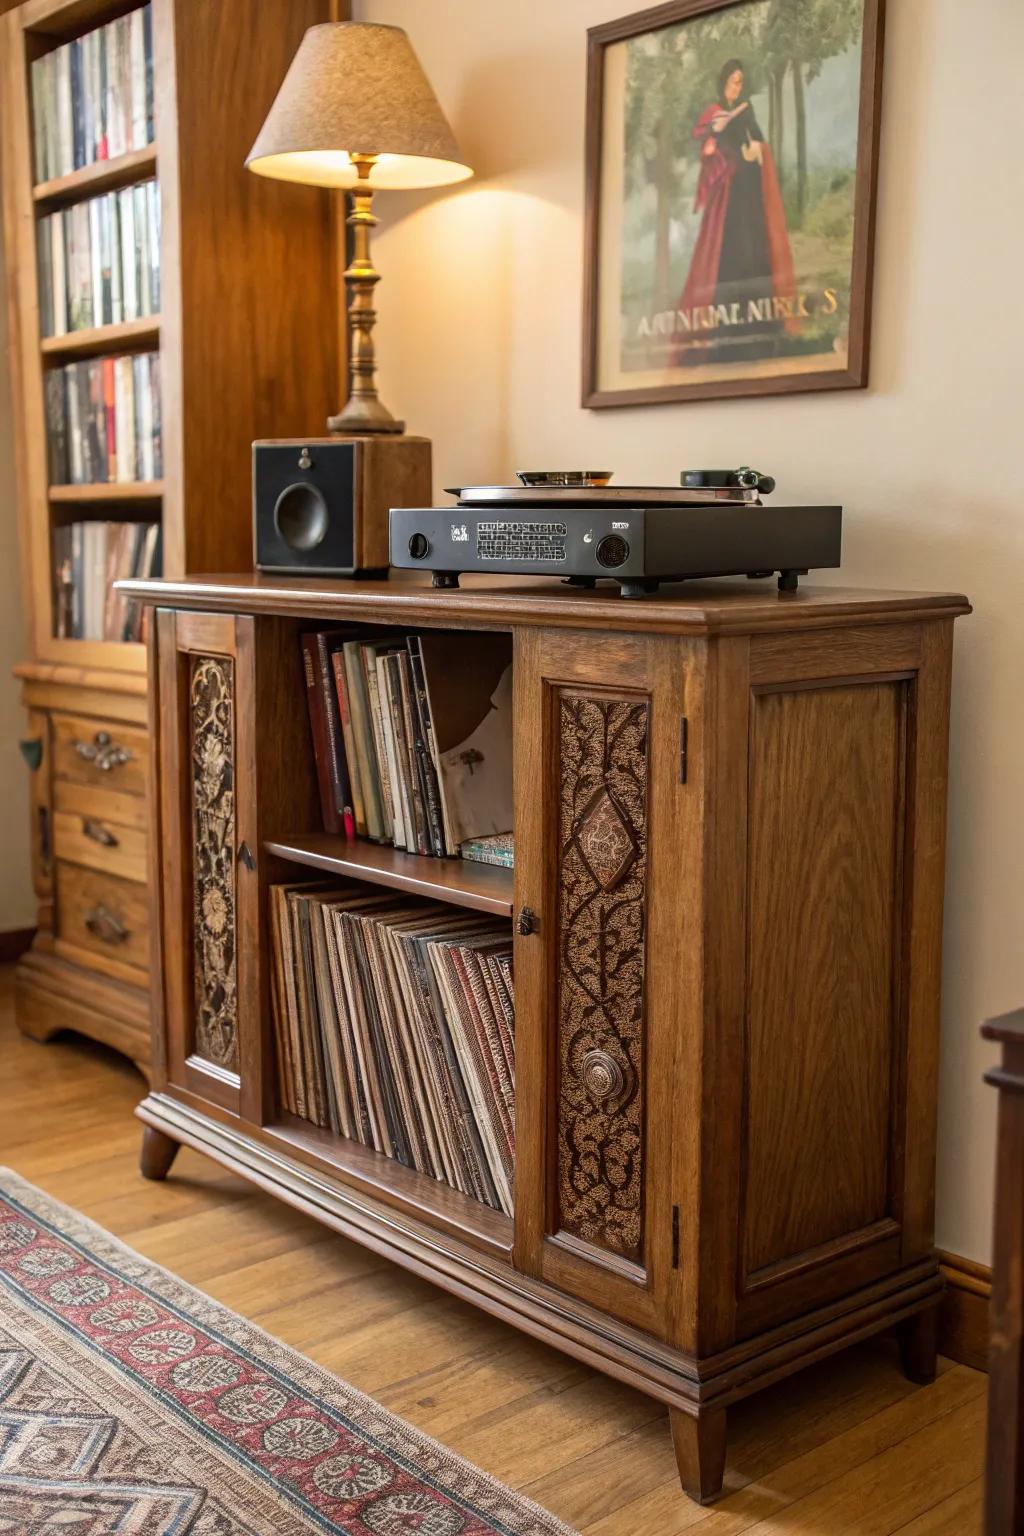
(669, 1406), (728, 1505)
(898, 1305), (939, 1384)
(140, 1125), (180, 1182)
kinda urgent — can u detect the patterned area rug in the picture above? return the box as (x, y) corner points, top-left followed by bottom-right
(0, 1169), (577, 1535)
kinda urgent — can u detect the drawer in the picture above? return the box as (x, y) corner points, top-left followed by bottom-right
(53, 807), (148, 884)
(53, 714), (148, 796)
(54, 780), (147, 831)
(57, 863), (150, 974)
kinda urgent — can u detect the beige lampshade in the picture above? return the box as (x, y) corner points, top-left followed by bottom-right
(246, 22), (472, 191)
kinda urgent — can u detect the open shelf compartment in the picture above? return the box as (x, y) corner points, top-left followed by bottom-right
(264, 1114), (514, 1260)
(265, 833), (513, 917)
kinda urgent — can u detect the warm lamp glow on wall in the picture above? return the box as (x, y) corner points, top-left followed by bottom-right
(246, 22), (472, 434)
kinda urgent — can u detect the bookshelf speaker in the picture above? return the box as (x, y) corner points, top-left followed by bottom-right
(253, 435), (432, 576)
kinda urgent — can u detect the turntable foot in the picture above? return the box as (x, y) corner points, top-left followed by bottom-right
(431, 572), (461, 589)
(778, 569), (806, 593)
(619, 579), (660, 599)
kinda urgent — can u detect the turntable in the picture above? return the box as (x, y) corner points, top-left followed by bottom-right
(388, 469), (841, 597)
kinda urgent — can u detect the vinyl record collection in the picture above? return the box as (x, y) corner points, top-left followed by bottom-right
(31, 3), (153, 183)
(302, 629), (514, 862)
(53, 519), (161, 641)
(271, 884), (515, 1215)
(37, 179), (160, 337)
(45, 351), (161, 485)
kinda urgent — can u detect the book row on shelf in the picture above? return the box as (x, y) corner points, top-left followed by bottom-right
(37, 179), (160, 337)
(53, 519), (161, 642)
(271, 882), (515, 1216)
(46, 351), (161, 486)
(302, 629), (514, 866)
(31, 3), (153, 184)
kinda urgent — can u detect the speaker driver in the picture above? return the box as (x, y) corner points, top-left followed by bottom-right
(274, 481), (329, 552)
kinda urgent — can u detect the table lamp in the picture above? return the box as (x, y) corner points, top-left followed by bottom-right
(246, 22), (472, 435)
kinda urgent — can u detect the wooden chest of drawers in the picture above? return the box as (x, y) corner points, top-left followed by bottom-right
(14, 667), (152, 1073)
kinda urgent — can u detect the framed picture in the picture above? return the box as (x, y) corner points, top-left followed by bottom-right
(582, 0), (884, 408)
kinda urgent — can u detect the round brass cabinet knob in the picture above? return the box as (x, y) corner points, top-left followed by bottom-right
(580, 1049), (625, 1101)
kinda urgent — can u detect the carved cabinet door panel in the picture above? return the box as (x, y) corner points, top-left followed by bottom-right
(512, 626), (701, 1338)
(154, 609), (258, 1115)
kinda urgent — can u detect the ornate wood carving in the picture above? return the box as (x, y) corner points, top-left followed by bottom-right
(556, 691), (649, 1263)
(190, 655), (238, 1072)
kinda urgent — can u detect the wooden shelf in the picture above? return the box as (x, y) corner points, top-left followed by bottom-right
(33, 143), (157, 207)
(42, 315), (160, 361)
(267, 1115), (513, 1260)
(49, 480), (163, 503)
(264, 833), (514, 917)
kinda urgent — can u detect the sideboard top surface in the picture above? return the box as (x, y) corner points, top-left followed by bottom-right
(118, 571), (971, 636)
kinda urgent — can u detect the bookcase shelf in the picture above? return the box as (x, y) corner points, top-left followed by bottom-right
(49, 480), (163, 503)
(2, 0), (342, 1087)
(41, 314), (160, 360)
(265, 833), (514, 917)
(32, 142), (157, 207)
(267, 1115), (514, 1259)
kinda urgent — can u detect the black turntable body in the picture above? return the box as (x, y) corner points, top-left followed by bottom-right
(388, 472), (842, 597)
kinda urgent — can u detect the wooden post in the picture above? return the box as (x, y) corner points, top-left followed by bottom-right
(981, 1007), (1024, 1534)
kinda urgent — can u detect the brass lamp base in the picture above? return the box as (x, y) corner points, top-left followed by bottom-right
(328, 398), (405, 435)
(329, 154), (405, 438)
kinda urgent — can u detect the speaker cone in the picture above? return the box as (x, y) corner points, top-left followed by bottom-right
(273, 482), (329, 552)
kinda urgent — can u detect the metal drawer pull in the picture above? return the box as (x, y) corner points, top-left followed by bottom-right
(19, 738), (43, 771)
(84, 904), (129, 945)
(73, 731), (133, 773)
(83, 818), (119, 847)
(38, 806), (51, 870)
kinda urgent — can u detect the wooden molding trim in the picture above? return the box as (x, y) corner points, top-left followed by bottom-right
(937, 1249), (990, 1371)
(0, 928), (35, 963)
(137, 1091), (943, 1414)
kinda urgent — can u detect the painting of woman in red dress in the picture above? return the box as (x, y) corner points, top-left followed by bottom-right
(674, 59), (796, 365)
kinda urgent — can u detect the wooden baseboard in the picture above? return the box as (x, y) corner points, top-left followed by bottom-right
(0, 927), (35, 964)
(937, 1249), (990, 1371)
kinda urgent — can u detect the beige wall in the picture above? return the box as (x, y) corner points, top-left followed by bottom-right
(0, 170), (34, 932)
(355, 0), (1023, 1264)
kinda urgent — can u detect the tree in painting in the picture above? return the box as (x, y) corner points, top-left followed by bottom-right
(760, 0), (862, 225)
(617, 0), (866, 376)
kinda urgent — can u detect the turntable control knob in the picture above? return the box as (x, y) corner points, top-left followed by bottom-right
(596, 534), (629, 569)
(408, 532), (431, 559)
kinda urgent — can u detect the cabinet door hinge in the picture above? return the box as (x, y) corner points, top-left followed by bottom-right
(679, 717), (688, 784)
(671, 1205), (680, 1268)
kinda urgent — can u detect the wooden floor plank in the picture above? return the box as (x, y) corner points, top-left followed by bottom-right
(0, 968), (987, 1534)
(583, 1366), (984, 1536)
(887, 1479), (983, 1535)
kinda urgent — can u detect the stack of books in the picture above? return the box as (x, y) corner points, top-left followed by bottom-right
(31, 4), (153, 183)
(301, 629), (513, 859)
(46, 351), (161, 484)
(38, 179), (160, 337)
(270, 884), (515, 1216)
(53, 519), (161, 641)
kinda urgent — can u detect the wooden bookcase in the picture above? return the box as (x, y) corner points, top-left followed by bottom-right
(1, 0), (343, 1068)
(124, 571), (968, 1503)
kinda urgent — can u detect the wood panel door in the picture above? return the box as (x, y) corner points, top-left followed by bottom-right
(153, 609), (259, 1115)
(512, 625), (702, 1337)
(700, 622), (955, 1348)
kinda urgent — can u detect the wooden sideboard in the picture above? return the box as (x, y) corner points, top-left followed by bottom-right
(124, 571), (969, 1504)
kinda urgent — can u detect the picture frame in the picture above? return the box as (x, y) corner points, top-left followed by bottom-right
(582, 0), (885, 409)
